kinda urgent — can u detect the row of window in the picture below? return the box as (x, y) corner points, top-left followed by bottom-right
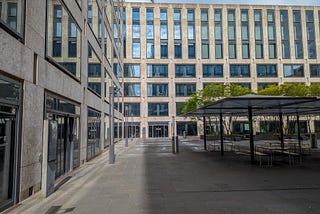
(119, 64), (320, 78)
(126, 7), (320, 60)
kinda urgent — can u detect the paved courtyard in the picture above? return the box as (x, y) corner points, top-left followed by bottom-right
(9, 138), (320, 214)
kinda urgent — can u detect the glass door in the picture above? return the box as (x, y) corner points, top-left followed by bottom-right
(0, 107), (17, 210)
(55, 116), (66, 179)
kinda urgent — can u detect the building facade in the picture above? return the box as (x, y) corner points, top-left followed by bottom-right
(0, 0), (124, 212)
(122, 2), (320, 138)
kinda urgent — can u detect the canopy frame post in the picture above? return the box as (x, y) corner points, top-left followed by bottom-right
(297, 115), (302, 152)
(220, 113), (224, 156)
(248, 106), (254, 164)
(203, 116), (207, 151)
(279, 112), (284, 149)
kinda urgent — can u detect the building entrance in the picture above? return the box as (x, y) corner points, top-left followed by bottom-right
(148, 122), (168, 138)
(0, 75), (21, 212)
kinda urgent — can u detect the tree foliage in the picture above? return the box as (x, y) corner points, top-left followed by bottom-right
(181, 84), (253, 114)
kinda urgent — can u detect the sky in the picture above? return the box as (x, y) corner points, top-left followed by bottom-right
(126, 0), (320, 6)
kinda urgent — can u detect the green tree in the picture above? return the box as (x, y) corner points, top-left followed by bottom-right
(280, 83), (309, 96)
(310, 83), (320, 97)
(258, 85), (282, 95)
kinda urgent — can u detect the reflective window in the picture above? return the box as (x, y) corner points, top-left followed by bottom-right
(267, 10), (277, 59)
(87, 0), (102, 45)
(203, 64), (223, 77)
(257, 64), (277, 77)
(160, 22), (167, 39)
(160, 8), (167, 21)
(87, 108), (101, 160)
(254, 10), (263, 59)
(146, 41), (154, 58)
(146, 24), (154, 39)
(160, 42), (168, 58)
(88, 44), (101, 96)
(176, 83), (196, 97)
(175, 64), (196, 78)
(146, 8), (154, 21)
(124, 64), (140, 78)
(258, 83), (278, 90)
(201, 9), (209, 59)
(113, 63), (122, 78)
(124, 103), (140, 117)
(174, 9), (181, 21)
(0, 0), (24, 36)
(293, 10), (303, 59)
(132, 7), (140, 20)
(214, 9), (223, 59)
(174, 42), (182, 58)
(188, 43), (196, 58)
(241, 10), (250, 59)
(124, 83), (140, 96)
(230, 64), (250, 77)
(147, 64), (168, 77)
(148, 103), (169, 116)
(132, 23), (140, 38)
(47, 0), (81, 79)
(310, 64), (320, 77)
(283, 64), (304, 77)
(132, 42), (140, 58)
(148, 84), (169, 97)
(280, 10), (290, 59)
(306, 10), (316, 59)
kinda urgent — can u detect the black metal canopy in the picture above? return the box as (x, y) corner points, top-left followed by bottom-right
(182, 94), (320, 164)
(183, 94), (320, 117)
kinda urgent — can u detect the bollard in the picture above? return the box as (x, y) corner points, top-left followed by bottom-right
(172, 136), (175, 153)
(175, 136), (179, 153)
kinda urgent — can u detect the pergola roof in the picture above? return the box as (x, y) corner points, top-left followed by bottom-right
(183, 94), (320, 117)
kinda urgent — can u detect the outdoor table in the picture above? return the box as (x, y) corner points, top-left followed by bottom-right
(255, 145), (290, 166)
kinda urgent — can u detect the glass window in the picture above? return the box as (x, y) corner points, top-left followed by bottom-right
(160, 23), (167, 39)
(124, 103), (140, 117)
(124, 83), (141, 96)
(146, 8), (154, 21)
(176, 83), (196, 97)
(175, 64), (196, 78)
(174, 23), (181, 39)
(174, 9), (181, 21)
(87, 108), (101, 160)
(215, 44), (223, 59)
(160, 8), (167, 20)
(229, 44), (236, 59)
(256, 44), (263, 59)
(132, 42), (140, 58)
(148, 84), (169, 97)
(87, 0), (102, 45)
(188, 43), (196, 58)
(188, 24), (194, 40)
(174, 42), (182, 58)
(146, 24), (154, 39)
(283, 64), (304, 77)
(47, 0), (81, 79)
(242, 44), (250, 59)
(124, 64), (140, 77)
(188, 9), (194, 21)
(201, 23), (209, 40)
(310, 64), (320, 77)
(132, 8), (140, 20)
(215, 24), (222, 40)
(88, 44), (101, 96)
(201, 9), (208, 21)
(257, 64), (277, 77)
(306, 10), (316, 59)
(203, 64), (223, 78)
(147, 64), (168, 77)
(214, 9), (221, 21)
(280, 10), (290, 59)
(161, 42), (168, 59)
(132, 23), (140, 38)
(1, 0), (24, 36)
(148, 103), (169, 116)
(201, 43), (209, 59)
(147, 41), (154, 58)
(230, 65), (250, 77)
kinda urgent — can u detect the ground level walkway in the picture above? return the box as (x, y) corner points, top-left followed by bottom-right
(8, 138), (320, 214)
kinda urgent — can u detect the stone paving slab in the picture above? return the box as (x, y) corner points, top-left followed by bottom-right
(8, 138), (320, 214)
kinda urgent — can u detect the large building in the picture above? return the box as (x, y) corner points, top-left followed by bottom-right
(122, 1), (320, 138)
(0, 0), (124, 212)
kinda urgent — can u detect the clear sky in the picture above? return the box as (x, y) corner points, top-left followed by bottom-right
(126, 0), (320, 6)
